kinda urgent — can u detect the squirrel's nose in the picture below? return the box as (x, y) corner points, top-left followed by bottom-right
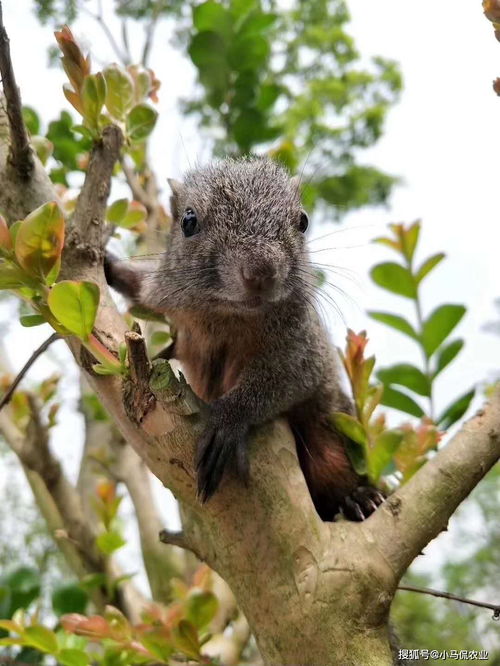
(241, 263), (277, 294)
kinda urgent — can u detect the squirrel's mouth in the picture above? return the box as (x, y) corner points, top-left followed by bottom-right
(219, 293), (277, 314)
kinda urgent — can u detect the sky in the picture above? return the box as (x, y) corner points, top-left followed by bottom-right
(0, 0), (499, 589)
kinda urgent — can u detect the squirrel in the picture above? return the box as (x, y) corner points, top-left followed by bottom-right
(104, 157), (383, 521)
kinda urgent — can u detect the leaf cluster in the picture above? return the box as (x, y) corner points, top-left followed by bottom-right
(184, 0), (402, 215)
(369, 221), (474, 428)
(0, 565), (220, 665)
(54, 26), (159, 144)
(0, 203), (124, 376)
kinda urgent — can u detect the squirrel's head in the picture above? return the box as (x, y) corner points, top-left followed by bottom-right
(152, 157), (311, 315)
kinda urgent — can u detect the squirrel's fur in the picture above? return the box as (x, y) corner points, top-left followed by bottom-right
(105, 157), (382, 520)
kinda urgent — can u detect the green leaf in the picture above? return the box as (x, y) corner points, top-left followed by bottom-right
(377, 364), (430, 397)
(437, 389), (475, 430)
(0, 619), (22, 633)
(72, 125), (94, 142)
(330, 412), (368, 446)
(79, 573), (107, 592)
(433, 339), (464, 377)
(14, 201), (65, 283)
(345, 440), (367, 476)
(140, 630), (174, 661)
(193, 1), (232, 37)
(238, 11), (277, 37)
(31, 136), (54, 165)
(150, 331), (172, 347)
(52, 584), (88, 616)
(92, 364), (118, 376)
(58, 648), (89, 666)
(24, 625), (58, 654)
(415, 252), (445, 284)
(0, 585), (11, 617)
(370, 262), (416, 299)
(330, 412), (367, 475)
(118, 343), (127, 364)
(256, 83), (282, 111)
(48, 281), (99, 340)
(0, 263), (34, 290)
(189, 31), (227, 69)
(172, 619), (201, 660)
(368, 429), (404, 480)
(126, 104), (158, 143)
(0, 637), (24, 646)
(106, 199), (129, 224)
(23, 106), (40, 135)
(367, 311), (418, 341)
(401, 221), (420, 262)
(119, 201), (147, 229)
(228, 34), (269, 71)
(380, 386), (424, 418)
(20, 314), (46, 327)
(2, 567), (41, 613)
(81, 73), (106, 128)
(185, 591), (218, 629)
(96, 531), (126, 556)
(421, 304), (466, 358)
(103, 64), (134, 120)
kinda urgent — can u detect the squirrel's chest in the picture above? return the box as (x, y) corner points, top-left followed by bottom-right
(172, 317), (261, 402)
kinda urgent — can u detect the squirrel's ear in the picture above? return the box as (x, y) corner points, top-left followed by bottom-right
(167, 178), (185, 219)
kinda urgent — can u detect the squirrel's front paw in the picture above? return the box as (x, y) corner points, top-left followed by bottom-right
(195, 414), (250, 503)
(339, 486), (385, 521)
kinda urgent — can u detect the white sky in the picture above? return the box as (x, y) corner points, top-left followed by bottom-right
(1, 0), (499, 586)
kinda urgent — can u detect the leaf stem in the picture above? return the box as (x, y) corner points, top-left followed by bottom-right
(85, 334), (121, 372)
(409, 256), (435, 421)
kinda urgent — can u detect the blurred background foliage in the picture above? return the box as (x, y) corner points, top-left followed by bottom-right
(33, 0), (402, 216)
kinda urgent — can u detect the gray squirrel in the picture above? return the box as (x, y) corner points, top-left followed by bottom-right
(105, 157), (383, 520)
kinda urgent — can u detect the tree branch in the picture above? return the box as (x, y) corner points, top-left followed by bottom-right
(0, 397), (147, 620)
(120, 156), (153, 209)
(367, 393), (500, 580)
(0, 333), (60, 410)
(397, 585), (500, 619)
(0, 1), (34, 179)
(64, 124), (123, 268)
(141, 1), (162, 67)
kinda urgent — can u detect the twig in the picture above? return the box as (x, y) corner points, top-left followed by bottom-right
(141, 1), (162, 67)
(82, 1), (129, 65)
(123, 330), (157, 425)
(125, 330), (151, 388)
(120, 156), (152, 209)
(159, 528), (203, 560)
(398, 585), (500, 620)
(0, 1), (34, 179)
(121, 20), (132, 65)
(0, 333), (60, 411)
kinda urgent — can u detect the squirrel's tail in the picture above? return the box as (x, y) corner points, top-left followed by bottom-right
(289, 409), (383, 521)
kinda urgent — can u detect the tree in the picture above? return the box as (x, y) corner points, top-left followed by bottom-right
(0, 2), (499, 665)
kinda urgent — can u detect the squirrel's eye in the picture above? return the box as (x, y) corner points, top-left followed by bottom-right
(299, 212), (309, 233)
(181, 208), (200, 237)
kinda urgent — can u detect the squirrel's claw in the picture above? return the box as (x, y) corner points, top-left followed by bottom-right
(196, 420), (250, 503)
(340, 486), (385, 522)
